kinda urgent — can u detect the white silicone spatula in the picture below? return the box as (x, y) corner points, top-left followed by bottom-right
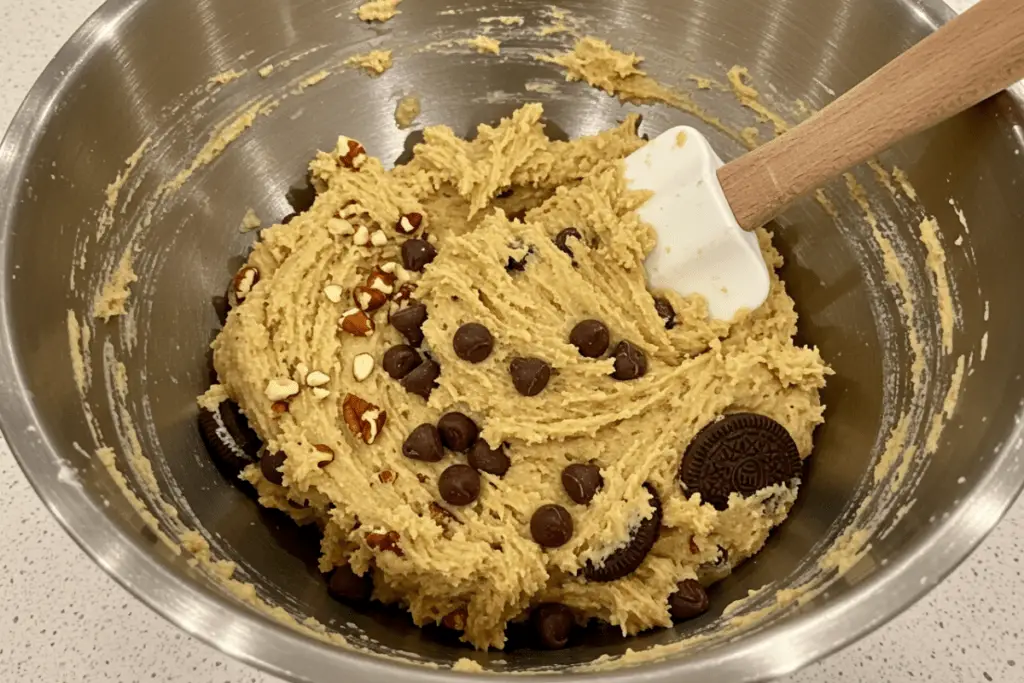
(627, 0), (1024, 322)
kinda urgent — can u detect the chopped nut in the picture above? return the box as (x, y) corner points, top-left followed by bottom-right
(338, 136), (367, 169)
(353, 353), (375, 381)
(327, 217), (355, 236)
(353, 224), (370, 246)
(367, 271), (395, 295)
(342, 394), (387, 444)
(305, 370), (331, 387)
(378, 469), (397, 484)
(324, 284), (344, 303)
(380, 262), (398, 274)
(271, 401), (289, 414)
(442, 608), (468, 631)
(311, 387), (331, 400)
(339, 308), (375, 336)
(314, 443), (335, 467)
(231, 266), (260, 302)
(365, 529), (403, 555)
(392, 283), (416, 302)
(295, 362), (309, 379)
(396, 212), (423, 234)
(354, 285), (388, 312)
(394, 264), (413, 283)
(265, 377), (300, 401)
(428, 501), (459, 528)
(370, 230), (388, 247)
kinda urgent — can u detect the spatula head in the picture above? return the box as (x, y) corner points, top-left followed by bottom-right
(625, 126), (770, 322)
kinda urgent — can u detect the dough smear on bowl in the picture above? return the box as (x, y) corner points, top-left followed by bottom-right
(206, 103), (829, 649)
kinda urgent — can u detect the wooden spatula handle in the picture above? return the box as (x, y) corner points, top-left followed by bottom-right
(718, 0), (1024, 231)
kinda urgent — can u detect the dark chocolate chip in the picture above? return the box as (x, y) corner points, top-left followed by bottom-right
(554, 227), (582, 258)
(612, 340), (647, 380)
(505, 245), (534, 272)
(400, 358), (440, 399)
(382, 344), (422, 380)
(530, 504), (573, 548)
(402, 424), (444, 462)
(438, 464), (481, 506)
(391, 302), (428, 347)
(197, 401), (262, 474)
(569, 320), (610, 358)
(468, 440), (510, 476)
(653, 296), (676, 330)
(679, 413), (801, 511)
(561, 463), (603, 504)
(509, 357), (551, 396)
(260, 451), (287, 486)
(532, 603), (574, 649)
(401, 239), (437, 272)
(437, 412), (479, 452)
(582, 483), (662, 582)
(668, 578), (710, 621)
(453, 323), (494, 363)
(327, 565), (372, 604)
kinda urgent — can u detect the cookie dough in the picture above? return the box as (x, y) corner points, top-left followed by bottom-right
(209, 103), (828, 649)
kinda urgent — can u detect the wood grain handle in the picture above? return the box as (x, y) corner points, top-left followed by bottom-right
(718, 0), (1024, 231)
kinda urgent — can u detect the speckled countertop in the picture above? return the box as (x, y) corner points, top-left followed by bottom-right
(1, 0), (1020, 681)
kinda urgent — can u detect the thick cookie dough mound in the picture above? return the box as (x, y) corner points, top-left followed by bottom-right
(209, 104), (828, 649)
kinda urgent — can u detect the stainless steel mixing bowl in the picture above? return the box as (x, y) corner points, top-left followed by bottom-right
(2, 0), (1023, 680)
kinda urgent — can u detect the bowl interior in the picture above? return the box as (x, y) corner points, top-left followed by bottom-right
(3, 0), (1024, 679)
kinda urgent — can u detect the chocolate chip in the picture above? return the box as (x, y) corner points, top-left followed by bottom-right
(668, 579), (710, 621)
(569, 320), (610, 358)
(437, 412), (479, 452)
(197, 400), (262, 474)
(402, 424), (444, 462)
(438, 464), (481, 506)
(679, 413), (801, 511)
(530, 504), (573, 548)
(260, 451), (287, 486)
(561, 464), (603, 504)
(612, 340), (647, 380)
(468, 440), (510, 476)
(401, 239), (437, 272)
(554, 227), (582, 258)
(531, 603), (574, 649)
(400, 358), (440, 399)
(382, 344), (422, 380)
(452, 323), (494, 363)
(327, 565), (372, 604)
(654, 296), (676, 330)
(509, 357), (551, 396)
(391, 302), (428, 347)
(582, 483), (661, 582)
(505, 244), (534, 272)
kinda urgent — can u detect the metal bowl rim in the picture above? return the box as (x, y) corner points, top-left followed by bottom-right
(1, 0), (1022, 681)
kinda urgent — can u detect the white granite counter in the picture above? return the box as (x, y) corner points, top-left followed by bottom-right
(0, 0), (1020, 681)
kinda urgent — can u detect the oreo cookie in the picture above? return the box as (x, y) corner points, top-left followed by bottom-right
(582, 483), (661, 582)
(679, 413), (801, 511)
(197, 400), (263, 474)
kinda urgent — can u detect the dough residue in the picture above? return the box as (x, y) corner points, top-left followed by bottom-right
(209, 103), (828, 650)
(207, 69), (247, 87)
(239, 208), (262, 233)
(345, 50), (394, 76)
(93, 247), (137, 321)
(918, 217), (954, 354)
(394, 95), (421, 129)
(356, 0), (402, 22)
(468, 35), (502, 55)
